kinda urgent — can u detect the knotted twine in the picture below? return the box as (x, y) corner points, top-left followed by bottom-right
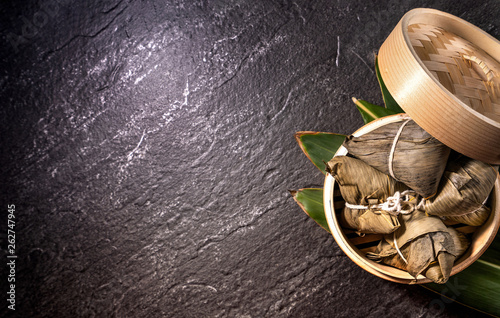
(345, 190), (426, 264)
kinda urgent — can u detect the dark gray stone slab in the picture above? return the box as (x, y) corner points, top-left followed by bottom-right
(1, 0), (498, 317)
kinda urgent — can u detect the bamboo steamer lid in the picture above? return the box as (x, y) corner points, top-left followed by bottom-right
(378, 8), (500, 164)
(323, 114), (500, 284)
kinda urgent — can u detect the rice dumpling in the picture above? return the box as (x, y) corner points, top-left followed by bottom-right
(366, 210), (459, 284)
(343, 119), (451, 198)
(340, 206), (400, 235)
(326, 156), (408, 234)
(425, 155), (498, 226)
(424, 227), (470, 283)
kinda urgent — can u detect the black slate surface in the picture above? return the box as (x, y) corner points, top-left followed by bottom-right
(1, 1), (499, 317)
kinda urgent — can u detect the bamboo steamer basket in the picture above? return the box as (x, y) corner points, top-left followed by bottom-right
(324, 114), (500, 284)
(324, 8), (500, 283)
(378, 8), (500, 164)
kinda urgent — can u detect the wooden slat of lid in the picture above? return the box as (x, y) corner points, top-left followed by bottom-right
(429, 53), (456, 64)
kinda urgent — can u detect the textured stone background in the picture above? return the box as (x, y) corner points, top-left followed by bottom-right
(1, 0), (499, 317)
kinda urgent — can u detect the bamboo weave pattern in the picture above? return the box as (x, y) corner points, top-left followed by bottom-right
(408, 23), (500, 122)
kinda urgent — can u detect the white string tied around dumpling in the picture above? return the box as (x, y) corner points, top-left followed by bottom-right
(344, 189), (425, 265)
(388, 119), (411, 180)
(393, 231), (408, 264)
(344, 190), (425, 216)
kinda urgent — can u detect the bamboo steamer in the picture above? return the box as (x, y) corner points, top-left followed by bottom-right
(378, 8), (500, 164)
(324, 114), (500, 284)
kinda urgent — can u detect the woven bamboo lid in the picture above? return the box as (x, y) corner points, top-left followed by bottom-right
(378, 8), (500, 164)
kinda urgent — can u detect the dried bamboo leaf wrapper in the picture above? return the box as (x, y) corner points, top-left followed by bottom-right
(423, 228), (470, 283)
(444, 206), (490, 226)
(425, 155), (497, 226)
(343, 120), (451, 198)
(326, 156), (408, 234)
(366, 211), (459, 284)
(366, 239), (403, 271)
(421, 244), (456, 284)
(326, 156), (408, 204)
(446, 227), (470, 258)
(340, 207), (400, 234)
(393, 210), (450, 248)
(366, 234), (455, 284)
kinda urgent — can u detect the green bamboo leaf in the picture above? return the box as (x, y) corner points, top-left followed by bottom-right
(424, 234), (500, 317)
(295, 132), (346, 174)
(290, 188), (329, 233)
(375, 56), (405, 113)
(352, 97), (398, 124)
